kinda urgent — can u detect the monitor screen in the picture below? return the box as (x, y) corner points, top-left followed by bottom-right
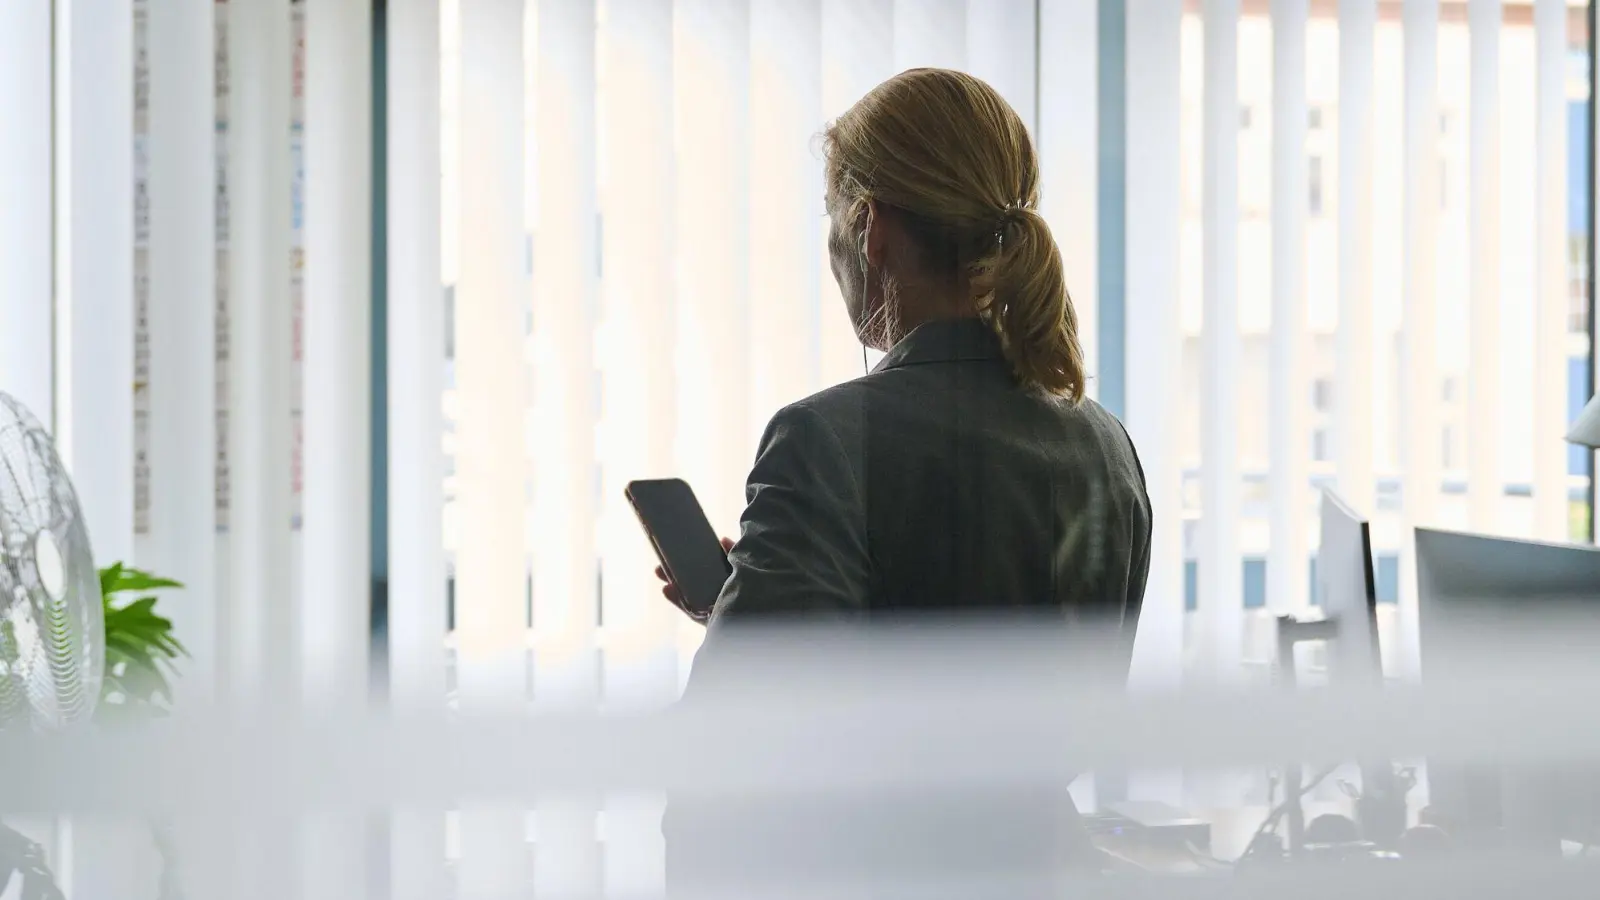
(1318, 489), (1382, 687)
(1317, 490), (1399, 841)
(1416, 528), (1600, 847)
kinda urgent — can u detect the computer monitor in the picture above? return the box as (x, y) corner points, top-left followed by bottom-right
(1317, 489), (1383, 687)
(1317, 489), (1401, 842)
(1415, 527), (1600, 848)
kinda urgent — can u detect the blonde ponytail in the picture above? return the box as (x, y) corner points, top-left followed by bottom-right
(977, 208), (1086, 401)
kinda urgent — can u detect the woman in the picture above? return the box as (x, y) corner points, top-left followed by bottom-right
(663, 67), (1149, 662)
(662, 68), (1151, 894)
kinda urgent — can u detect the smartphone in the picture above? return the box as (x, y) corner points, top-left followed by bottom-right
(624, 478), (732, 616)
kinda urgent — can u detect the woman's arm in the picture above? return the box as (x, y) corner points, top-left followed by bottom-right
(707, 401), (871, 625)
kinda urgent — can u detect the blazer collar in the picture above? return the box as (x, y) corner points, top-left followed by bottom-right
(871, 317), (1004, 373)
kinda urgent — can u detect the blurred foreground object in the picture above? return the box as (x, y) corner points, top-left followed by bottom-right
(0, 392), (99, 900)
(8, 622), (1600, 897)
(0, 824), (64, 900)
(0, 392), (103, 730)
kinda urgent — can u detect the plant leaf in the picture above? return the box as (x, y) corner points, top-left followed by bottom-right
(108, 596), (161, 618)
(103, 567), (183, 595)
(98, 563), (125, 598)
(96, 560), (185, 725)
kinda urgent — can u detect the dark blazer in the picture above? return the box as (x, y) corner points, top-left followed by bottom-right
(707, 316), (1148, 639)
(668, 317), (1152, 896)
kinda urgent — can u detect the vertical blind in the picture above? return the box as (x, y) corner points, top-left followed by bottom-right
(0, 0), (1588, 894)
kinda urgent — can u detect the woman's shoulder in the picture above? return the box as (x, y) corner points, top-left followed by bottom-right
(767, 373), (1135, 447)
(769, 377), (876, 428)
(748, 380), (878, 467)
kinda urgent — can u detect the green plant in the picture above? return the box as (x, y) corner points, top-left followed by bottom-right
(97, 564), (189, 900)
(97, 563), (187, 722)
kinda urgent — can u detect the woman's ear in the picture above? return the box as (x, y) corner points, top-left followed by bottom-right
(861, 198), (885, 268)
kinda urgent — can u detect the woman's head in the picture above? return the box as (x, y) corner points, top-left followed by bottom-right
(824, 68), (1086, 401)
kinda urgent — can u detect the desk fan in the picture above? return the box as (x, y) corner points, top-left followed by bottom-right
(0, 391), (103, 900)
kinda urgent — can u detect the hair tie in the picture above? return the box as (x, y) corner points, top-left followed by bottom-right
(995, 202), (1025, 250)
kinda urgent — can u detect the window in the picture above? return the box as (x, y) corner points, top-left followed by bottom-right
(1240, 105), (1253, 129)
(1441, 377), (1455, 403)
(1182, 559), (1273, 610)
(1377, 479), (1403, 512)
(1439, 158), (1447, 210)
(1441, 426), (1454, 470)
(1312, 377), (1332, 411)
(1308, 106), (1323, 130)
(1308, 155), (1324, 216)
(1312, 429), (1329, 462)
(1242, 558), (1266, 609)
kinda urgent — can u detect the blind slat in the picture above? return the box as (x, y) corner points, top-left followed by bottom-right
(1533, 0), (1570, 542)
(598, 0), (681, 705)
(225, 0), (296, 709)
(819, 0), (893, 384)
(303, 0), (372, 712)
(893, 0), (966, 72)
(1038, 0), (1099, 398)
(1336, 0), (1378, 519)
(1200, 0), (1243, 682)
(63, 0), (138, 571)
(455, 0), (530, 892)
(1467, 0), (1503, 532)
(750, 0), (824, 424)
(1124, 0), (1186, 805)
(1398, 0), (1442, 679)
(386, 1), (449, 897)
(530, 0), (604, 890)
(967, 0), (1038, 138)
(301, 3), (372, 898)
(0, 2), (54, 425)
(1269, 0), (1311, 616)
(145, 0), (219, 701)
(673, 0), (753, 579)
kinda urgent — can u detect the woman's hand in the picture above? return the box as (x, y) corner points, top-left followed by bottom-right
(655, 537), (735, 624)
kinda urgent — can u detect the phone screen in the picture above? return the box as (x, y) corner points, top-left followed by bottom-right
(625, 478), (732, 616)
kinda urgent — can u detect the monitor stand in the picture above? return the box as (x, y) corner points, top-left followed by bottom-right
(1274, 615), (1410, 853)
(1274, 615), (1339, 856)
